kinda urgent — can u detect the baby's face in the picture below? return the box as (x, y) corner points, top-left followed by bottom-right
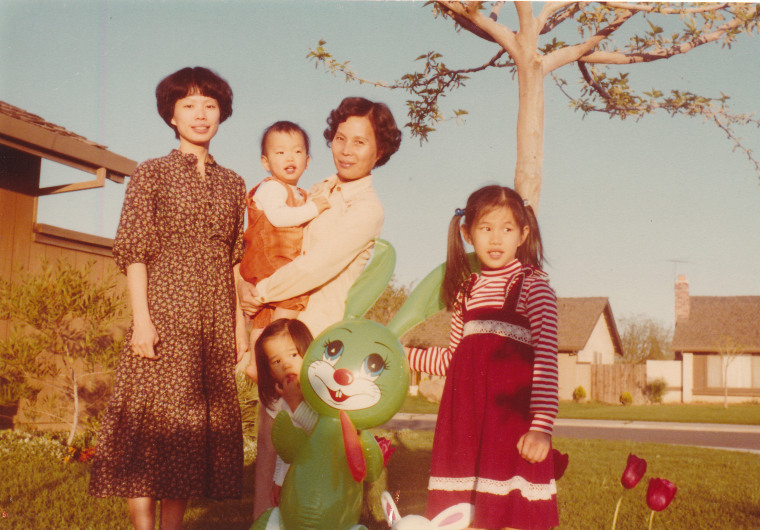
(264, 333), (304, 386)
(261, 130), (310, 185)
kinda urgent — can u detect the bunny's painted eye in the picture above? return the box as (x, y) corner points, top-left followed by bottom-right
(323, 340), (344, 363)
(363, 353), (386, 378)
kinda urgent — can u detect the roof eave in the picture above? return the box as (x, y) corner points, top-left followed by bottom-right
(0, 113), (136, 180)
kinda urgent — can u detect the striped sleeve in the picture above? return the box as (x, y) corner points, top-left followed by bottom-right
(522, 275), (560, 435)
(406, 301), (464, 377)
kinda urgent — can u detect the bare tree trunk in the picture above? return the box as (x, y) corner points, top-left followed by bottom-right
(68, 366), (79, 446)
(512, 8), (545, 212)
(514, 60), (545, 211)
(722, 357), (729, 409)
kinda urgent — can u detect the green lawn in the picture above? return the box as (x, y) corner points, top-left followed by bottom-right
(400, 394), (760, 425)
(2, 429), (759, 529)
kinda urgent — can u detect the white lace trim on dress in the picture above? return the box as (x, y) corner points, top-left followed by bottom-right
(429, 475), (557, 501)
(462, 320), (532, 345)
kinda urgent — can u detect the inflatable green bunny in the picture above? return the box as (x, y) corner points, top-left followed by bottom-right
(251, 240), (447, 530)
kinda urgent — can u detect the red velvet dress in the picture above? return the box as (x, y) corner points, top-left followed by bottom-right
(426, 274), (559, 529)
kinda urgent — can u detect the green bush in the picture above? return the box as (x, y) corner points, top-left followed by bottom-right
(0, 260), (126, 445)
(645, 377), (668, 404)
(236, 370), (259, 464)
(619, 391), (633, 406)
(572, 386), (587, 402)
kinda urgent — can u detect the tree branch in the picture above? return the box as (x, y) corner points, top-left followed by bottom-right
(605, 2), (729, 15)
(436, 0), (521, 56)
(544, 10), (635, 73)
(537, 1), (579, 33)
(579, 4), (757, 65)
(577, 61), (610, 101)
(553, 68), (760, 174)
(75, 369), (115, 381)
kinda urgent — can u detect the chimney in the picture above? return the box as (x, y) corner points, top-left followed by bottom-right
(675, 275), (690, 321)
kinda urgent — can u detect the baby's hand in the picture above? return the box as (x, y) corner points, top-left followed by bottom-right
(517, 430), (551, 463)
(311, 195), (330, 213)
(278, 373), (303, 411)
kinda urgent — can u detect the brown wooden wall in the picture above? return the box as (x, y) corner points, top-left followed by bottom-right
(0, 186), (124, 341)
(590, 364), (647, 404)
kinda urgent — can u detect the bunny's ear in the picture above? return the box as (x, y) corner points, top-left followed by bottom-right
(387, 261), (445, 338)
(387, 253), (480, 338)
(380, 491), (401, 527)
(343, 239), (396, 320)
(429, 503), (474, 529)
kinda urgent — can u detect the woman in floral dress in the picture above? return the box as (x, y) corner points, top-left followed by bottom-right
(89, 67), (247, 530)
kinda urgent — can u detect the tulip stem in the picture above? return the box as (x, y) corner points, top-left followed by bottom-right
(611, 494), (623, 530)
(648, 510), (655, 530)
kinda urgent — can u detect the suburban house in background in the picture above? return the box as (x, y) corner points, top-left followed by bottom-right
(0, 101), (135, 429)
(0, 100), (135, 340)
(556, 297), (623, 401)
(656, 275), (760, 403)
(403, 296), (624, 402)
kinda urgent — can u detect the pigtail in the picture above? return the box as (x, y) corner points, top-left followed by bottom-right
(517, 203), (545, 270)
(444, 185), (548, 308)
(442, 213), (472, 310)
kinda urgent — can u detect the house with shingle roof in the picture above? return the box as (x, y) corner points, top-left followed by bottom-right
(0, 100), (136, 428)
(556, 297), (623, 400)
(671, 275), (760, 402)
(402, 296), (623, 401)
(0, 100), (136, 331)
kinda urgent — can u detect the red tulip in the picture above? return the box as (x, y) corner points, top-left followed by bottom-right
(374, 435), (397, 467)
(552, 449), (569, 480)
(647, 478), (677, 512)
(621, 453), (647, 489)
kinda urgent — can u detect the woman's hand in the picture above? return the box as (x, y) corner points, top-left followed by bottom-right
(237, 278), (264, 316)
(517, 430), (551, 463)
(131, 317), (159, 359)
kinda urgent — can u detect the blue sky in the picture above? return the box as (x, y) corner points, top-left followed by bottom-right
(2, 0), (759, 329)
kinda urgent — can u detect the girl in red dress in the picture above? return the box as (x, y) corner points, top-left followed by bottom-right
(408, 185), (559, 529)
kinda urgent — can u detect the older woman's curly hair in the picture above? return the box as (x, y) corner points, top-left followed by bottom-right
(323, 97), (402, 168)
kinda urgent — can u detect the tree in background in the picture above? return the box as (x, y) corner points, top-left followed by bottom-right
(364, 277), (410, 326)
(715, 335), (744, 409)
(309, 2), (760, 209)
(619, 315), (672, 364)
(0, 261), (126, 445)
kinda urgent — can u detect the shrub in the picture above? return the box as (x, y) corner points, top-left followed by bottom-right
(0, 260), (126, 445)
(645, 377), (668, 404)
(620, 391), (633, 406)
(573, 386), (587, 402)
(236, 371), (259, 464)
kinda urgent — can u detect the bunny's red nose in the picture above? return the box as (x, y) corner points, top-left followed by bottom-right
(334, 368), (353, 386)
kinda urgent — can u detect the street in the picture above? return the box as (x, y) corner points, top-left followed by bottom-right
(383, 414), (760, 453)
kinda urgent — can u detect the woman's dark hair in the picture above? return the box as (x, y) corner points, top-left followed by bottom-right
(155, 67), (233, 139)
(255, 318), (313, 410)
(323, 97), (402, 168)
(260, 121), (310, 157)
(442, 185), (545, 310)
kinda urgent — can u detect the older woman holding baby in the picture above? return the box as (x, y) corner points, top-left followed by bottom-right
(237, 96), (402, 518)
(238, 96), (401, 334)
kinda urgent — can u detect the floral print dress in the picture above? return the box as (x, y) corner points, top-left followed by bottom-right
(89, 150), (246, 499)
